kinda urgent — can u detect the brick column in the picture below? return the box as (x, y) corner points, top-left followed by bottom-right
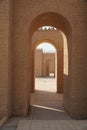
(57, 50), (63, 93)
(0, 0), (12, 117)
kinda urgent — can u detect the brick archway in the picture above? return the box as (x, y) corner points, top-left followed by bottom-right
(29, 12), (72, 117)
(31, 38), (64, 94)
(12, 12), (71, 117)
(0, 1), (87, 119)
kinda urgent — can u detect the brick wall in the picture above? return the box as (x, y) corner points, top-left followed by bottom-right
(35, 49), (55, 77)
(0, 0), (12, 117)
(12, 0), (87, 118)
(0, 0), (87, 118)
(35, 49), (43, 77)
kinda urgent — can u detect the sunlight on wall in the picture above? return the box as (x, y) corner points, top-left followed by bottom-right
(62, 32), (68, 75)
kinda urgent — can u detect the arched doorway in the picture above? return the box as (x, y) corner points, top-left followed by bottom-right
(29, 12), (71, 116)
(31, 36), (64, 94)
(11, 12), (71, 117)
(34, 42), (57, 92)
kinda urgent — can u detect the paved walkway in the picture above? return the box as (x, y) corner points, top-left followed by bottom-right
(29, 90), (70, 120)
(17, 120), (87, 130)
(1, 78), (87, 130)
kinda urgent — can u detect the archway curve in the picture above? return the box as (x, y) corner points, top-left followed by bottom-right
(33, 39), (58, 52)
(29, 12), (72, 42)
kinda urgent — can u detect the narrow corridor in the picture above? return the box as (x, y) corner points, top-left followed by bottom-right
(29, 90), (71, 120)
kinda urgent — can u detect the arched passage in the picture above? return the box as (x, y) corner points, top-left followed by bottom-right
(31, 38), (64, 93)
(29, 12), (72, 115)
(32, 41), (58, 92)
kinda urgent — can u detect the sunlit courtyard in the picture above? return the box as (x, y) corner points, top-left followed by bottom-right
(35, 77), (56, 92)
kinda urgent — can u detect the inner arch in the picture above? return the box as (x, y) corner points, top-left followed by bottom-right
(36, 42), (56, 53)
(35, 42), (57, 92)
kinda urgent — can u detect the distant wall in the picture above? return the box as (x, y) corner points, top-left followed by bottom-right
(35, 49), (55, 77)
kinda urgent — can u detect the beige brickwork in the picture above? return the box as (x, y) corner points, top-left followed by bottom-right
(0, 0), (12, 118)
(35, 49), (43, 77)
(43, 52), (55, 77)
(0, 0), (87, 119)
(31, 29), (64, 93)
(35, 49), (55, 77)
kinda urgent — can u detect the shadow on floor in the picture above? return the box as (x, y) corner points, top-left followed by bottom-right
(29, 90), (71, 120)
(28, 105), (71, 120)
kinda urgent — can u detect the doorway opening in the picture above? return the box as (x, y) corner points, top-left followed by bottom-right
(29, 24), (70, 119)
(35, 42), (57, 92)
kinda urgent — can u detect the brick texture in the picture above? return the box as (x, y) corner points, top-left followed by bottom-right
(0, 0), (87, 119)
(0, 0), (12, 117)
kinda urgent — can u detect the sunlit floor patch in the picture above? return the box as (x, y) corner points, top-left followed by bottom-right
(35, 78), (57, 92)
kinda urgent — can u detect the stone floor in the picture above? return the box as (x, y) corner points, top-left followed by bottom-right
(30, 90), (70, 120)
(1, 78), (87, 130)
(17, 120), (87, 130)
